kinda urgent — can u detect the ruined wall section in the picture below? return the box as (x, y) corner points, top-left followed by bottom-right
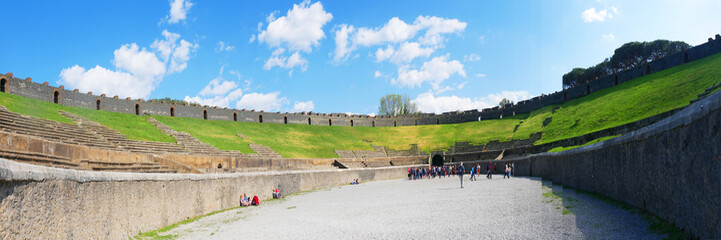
(2, 35), (720, 127)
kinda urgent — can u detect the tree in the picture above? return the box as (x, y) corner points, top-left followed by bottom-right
(498, 98), (513, 107)
(378, 94), (418, 116)
(562, 39), (690, 89)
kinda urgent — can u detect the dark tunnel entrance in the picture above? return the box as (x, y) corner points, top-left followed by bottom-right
(431, 154), (444, 166)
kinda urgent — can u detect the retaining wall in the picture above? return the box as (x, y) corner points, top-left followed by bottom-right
(0, 160), (413, 239)
(3, 35), (719, 127)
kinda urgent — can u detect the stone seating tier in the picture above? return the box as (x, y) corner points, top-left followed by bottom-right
(0, 148), (79, 169)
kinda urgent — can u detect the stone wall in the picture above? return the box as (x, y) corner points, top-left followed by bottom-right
(0, 160), (414, 240)
(3, 35), (718, 127)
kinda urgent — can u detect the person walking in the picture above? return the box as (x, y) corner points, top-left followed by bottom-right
(504, 163), (509, 179)
(458, 163), (466, 188)
(470, 166), (476, 181)
(486, 163), (492, 179)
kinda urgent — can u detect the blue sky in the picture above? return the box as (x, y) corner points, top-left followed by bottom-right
(2, 0), (720, 115)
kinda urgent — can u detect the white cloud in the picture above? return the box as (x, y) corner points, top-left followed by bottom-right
(200, 78), (237, 96)
(183, 67), (245, 108)
(59, 31), (195, 99)
(602, 34), (616, 42)
(374, 71), (383, 78)
(393, 55), (465, 89)
(479, 35), (485, 44)
(263, 50), (308, 72)
(374, 45), (395, 62)
(216, 41), (235, 52)
(291, 100), (315, 112)
(413, 90), (532, 114)
(463, 53), (481, 62)
(387, 42), (434, 64)
(166, 0), (193, 24)
(332, 15), (467, 62)
(476, 73), (487, 78)
(258, 0), (333, 52)
(582, 7), (617, 23)
(236, 92), (288, 111)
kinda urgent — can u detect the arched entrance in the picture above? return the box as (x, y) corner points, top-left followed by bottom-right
(393, 120), (397, 127)
(0, 78), (6, 93)
(53, 90), (60, 104)
(585, 84), (591, 95)
(372, 120), (375, 127)
(170, 107), (175, 117)
(135, 104), (140, 115)
(308, 117), (312, 125)
(203, 110), (208, 120)
(431, 154), (444, 166)
(683, 51), (690, 64)
(350, 119), (354, 127)
(284, 116), (288, 124)
(328, 119), (332, 126)
(233, 112), (238, 121)
(96, 99), (102, 110)
(414, 119), (418, 126)
(258, 114), (263, 123)
(613, 74), (619, 86)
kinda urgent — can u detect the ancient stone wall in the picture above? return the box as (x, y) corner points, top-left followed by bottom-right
(2, 35), (720, 126)
(0, 160), (413, 240)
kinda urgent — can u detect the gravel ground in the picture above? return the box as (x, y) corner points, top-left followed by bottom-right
(162, 175), (663, 240)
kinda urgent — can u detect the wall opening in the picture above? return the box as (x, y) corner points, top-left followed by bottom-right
(0, 78), (6, 93)
(645, 64), (652, 75)
(683, 51), (689, 64)
(613, 74), (619, 86)
(436, 118), (440, 125)
(585, 84), (591, 95)
(393, 120), (397, 127)
(350, 119), (354, 127)
(53, 90), (60, 104)
(284, 116), (288, 124)
(258, 114), (263, 123)
(563, 90), (568, 101)
(372, 120), (375, 127)
(414, 119), (418, 126)
(203, 110), (208, 120)
(431, 154), (444, 166)
(233, 112), (238, 121)
(96, 99), (102, 110)
(308, 117), (312, 125)
(170, 107), (175, 117)
(217, 163), (222, 169)
(135, 104), (140, 115)
(328, 119), (332, 126)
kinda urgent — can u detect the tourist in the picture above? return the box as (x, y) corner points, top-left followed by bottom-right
(273, 188), (282, 199)
(240, 193), (250, 207)
(486, 163), (492, 179)
(470, 165), (476, 181)
(504, 163), (509, 179)
(458, 162), (465, 188)
(252, 195), (260, 206)
(511, 162), (515, 177)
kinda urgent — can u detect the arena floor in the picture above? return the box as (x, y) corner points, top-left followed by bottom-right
(162, 175), (662, 239)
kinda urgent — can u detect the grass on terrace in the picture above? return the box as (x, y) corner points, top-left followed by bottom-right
(0, 92), (176, 143)
(0, 53), (719, 158)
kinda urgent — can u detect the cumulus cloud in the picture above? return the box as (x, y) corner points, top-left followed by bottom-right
(59, 30), (195, 99)
(258, 0), (331, 72)
(374, 71), (383, 78)
(582, 7), (617, 23)
(236, 92), (288, 111)
(476, 73), (487, 78)
(166, 0), (193, 24)
(216, 41), (235, 52)
(291, 100), (315, 112)
(258, 0), (332, 51)
(333, 15), (466, 62)
(386, 42), (434, 65)
(413, 90), (532, 114)
(393, 55), (465, 89)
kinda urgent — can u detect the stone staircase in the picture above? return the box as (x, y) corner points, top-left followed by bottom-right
(691, 81), (721, 103)
(81, 159), (178, 173)
(249, 143), (282, 159)
(60, 112), (187, 154)
(147, 117), (242, 156)
(0, 148), (80, 169)
(0, 106), (115, 149)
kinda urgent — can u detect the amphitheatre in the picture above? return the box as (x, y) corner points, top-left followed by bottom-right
(0, 32), (720, 239)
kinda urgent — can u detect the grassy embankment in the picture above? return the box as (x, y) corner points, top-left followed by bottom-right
(1, 53), (719, 158)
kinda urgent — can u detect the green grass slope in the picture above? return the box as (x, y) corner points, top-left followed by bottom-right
(1, 53), (719, 158)
(0, 92), (176, 143)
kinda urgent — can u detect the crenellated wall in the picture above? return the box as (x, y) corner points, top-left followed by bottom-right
(2, 34), (720, 126)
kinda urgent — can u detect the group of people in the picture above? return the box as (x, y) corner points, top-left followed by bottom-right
(408, 162), (516, 188)
(239, 188), (282, 207)
(407, 165), (462, 180)
(239, 193), (261, 207)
